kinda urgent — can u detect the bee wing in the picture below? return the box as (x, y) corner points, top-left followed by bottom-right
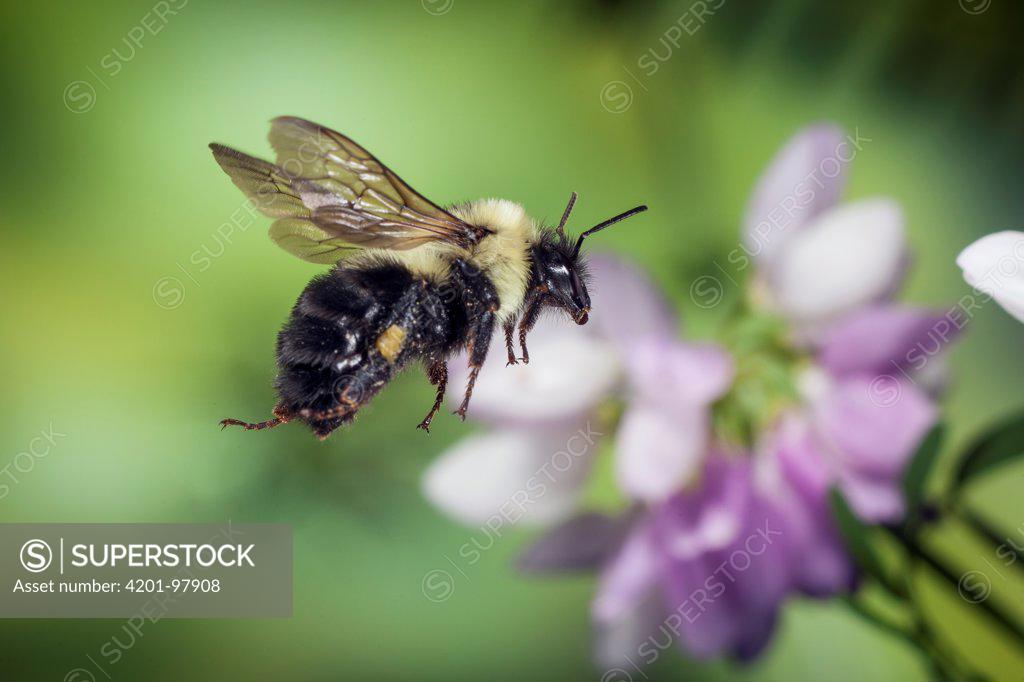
(209, 118), (485, 264)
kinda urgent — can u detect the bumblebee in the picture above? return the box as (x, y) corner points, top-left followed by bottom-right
(211, 117), (646, 439)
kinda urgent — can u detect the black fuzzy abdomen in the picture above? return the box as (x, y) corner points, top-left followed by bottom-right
(274, 263), (460, 438)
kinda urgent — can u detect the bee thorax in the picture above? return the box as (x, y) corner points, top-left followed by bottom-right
(449, 198), (537, 322)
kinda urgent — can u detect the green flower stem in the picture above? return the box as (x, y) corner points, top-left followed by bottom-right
(884, 526), (1024, 649)
(842, 594), (914, 642)
(842, 595), (976, 680)
(952, 504), (1024, 568)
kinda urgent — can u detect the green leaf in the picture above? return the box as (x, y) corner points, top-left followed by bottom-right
(902, 424), (945, 515)
(954, 411), (1024, 490)
(829, 489), (891, 591)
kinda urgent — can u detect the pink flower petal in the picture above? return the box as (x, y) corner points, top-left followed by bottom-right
(592, 519), (661, 624)
(625, 340), (734, 406)
(767, 413), (833, 501)
(593, 592), (664, 669)
(837, 471), (906, 523)
(814, 376), (937, 481)
(756, 428), (856, 596)
(652, 456), (752, 558)
(655, 458), (790, 660)
(818, 305), (961, 377)
(744, 124), (848, 270)
(588, 253), (679, 351)
(661, 554), (741, 658)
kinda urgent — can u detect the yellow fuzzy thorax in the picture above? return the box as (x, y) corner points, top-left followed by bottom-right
(449, 199), (536, 322)
(348, 199), (536, 323)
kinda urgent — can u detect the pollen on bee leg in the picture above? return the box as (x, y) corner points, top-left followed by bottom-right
(375, 324), (407, 363)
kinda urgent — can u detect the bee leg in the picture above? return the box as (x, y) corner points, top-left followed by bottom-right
(454, 365), (479, 421)
(220, 417), (282, 431)
(517, 290), (544, 364)
(449, 258), (499, 420)
(220, 403), (292, 432)
(455, 310), (497, 420)
(503, 317), (518, 366)
(417, 359), (448, 432)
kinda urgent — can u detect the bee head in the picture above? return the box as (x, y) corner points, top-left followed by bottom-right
(531, 193), (647, 326)
(531, 234), (592, 325)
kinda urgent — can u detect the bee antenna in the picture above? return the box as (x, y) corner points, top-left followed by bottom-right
(572, 205), (648, 258)
(555, 191), (578, 237)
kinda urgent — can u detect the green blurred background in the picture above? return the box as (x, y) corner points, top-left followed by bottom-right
(2, 0), (1023, 679)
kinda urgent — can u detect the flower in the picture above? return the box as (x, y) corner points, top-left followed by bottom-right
(421, 123), (964, 670)
(744, 124), (959, 524)
(422, 253), (681, 526)
(762, 305), (955, 525)
(748, 308), (958, 613)
(615, 339), (734, 502)
(521, 455), (796, 664)
(420, 314), (617, 526)
(744, 124), (909, 339)
(957, 230), (1024, 323)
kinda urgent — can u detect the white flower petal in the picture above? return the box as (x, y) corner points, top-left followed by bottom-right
(957, 231), (1024, 323)
(770, 198), (907, 326)
(422, 425), (599, 527)
(446, 317), (620, 425)
(615, 404), (706, 502)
